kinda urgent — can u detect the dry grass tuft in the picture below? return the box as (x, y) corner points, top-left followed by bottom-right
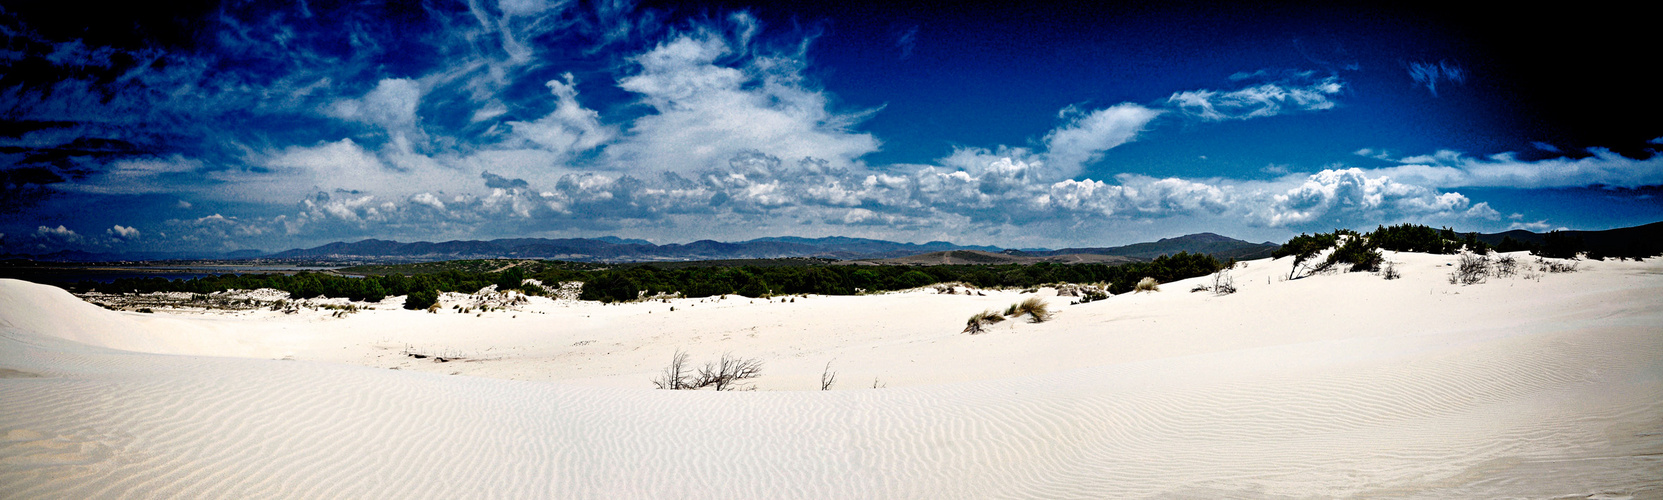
(1015, 296), (1050, 323)
(963, 309), (1006, 334)
(1134, 277), (1161, 293)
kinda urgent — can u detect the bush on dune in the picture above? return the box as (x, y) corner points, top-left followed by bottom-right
(653, 350), (763, 391)
(403, 289), (439, 310)
(1277, 229), (1385, 279)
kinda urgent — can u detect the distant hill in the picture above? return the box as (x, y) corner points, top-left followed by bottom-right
(857, 250), (1140, 266)
(1017, 233), (1280, 261)
(264, 232), (1275, 263)
(1473, 221), (1663, 258)
(266, 236), (1004, 262)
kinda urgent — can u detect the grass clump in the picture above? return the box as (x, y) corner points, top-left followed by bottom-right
(1134, 277), (1160, 293)
(1012, 296), (1050, 323)
(963, 309), (1006, 334)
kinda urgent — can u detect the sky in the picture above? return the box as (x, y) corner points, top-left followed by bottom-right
(2, 1), (1659, 255)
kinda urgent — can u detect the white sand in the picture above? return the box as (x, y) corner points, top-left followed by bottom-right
(2, 252), (1660, 498)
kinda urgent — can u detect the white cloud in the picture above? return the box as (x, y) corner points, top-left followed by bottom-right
(505, 73), (616, 157)
(409, 192), (447, 211)
(1167, 73), (1343, 121)
(34, 225), (80, 242)
(107, 224), (141, 240)
(327, 78), (423, 132)
(608, 23), (880, 174)
(1464, 202), (1501, 220)
(1263, 168), (1474, 226)
(1371, 148), (1663, 189)
(1508, 219), (1562, 232)
(1041, 103), (1163, 177)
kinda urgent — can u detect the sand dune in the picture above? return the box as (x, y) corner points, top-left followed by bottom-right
(3, 252), (1660, 498)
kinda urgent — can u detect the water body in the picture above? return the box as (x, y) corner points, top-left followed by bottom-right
(0, 266), (343, 287)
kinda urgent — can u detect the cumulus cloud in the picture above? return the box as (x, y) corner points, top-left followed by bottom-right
(1262, 168), (1474, 226)
(409, 192), (447, 211)
(1167, 71), (1343, 121)
(35, 225), (80, 242)
(107, 224), (141, 240)
(1408, 60), (1465, 97)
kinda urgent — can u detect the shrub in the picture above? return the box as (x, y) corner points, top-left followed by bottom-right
(1326, 234), (1383, 273)
(1536, 231), (1583, 259)
(692, 354), (763, 391)
(652, 350), (693, 390)
(1211, 268), (1236, 295)
(1077, 288), (1108, 303)
(1134, 277), (1160, 293)
(1492, 255), (1518, 278)
(820, 361), (837, 391)
(1274, 232), (1341, 275)
(1536, 256), (1578, 273)
(403, 289), (439, 310)
(653, 351), (764, 391)
(1015, 296), (1050, 323)
(1371, 224), (1459, 254)
(1448, 252), (1489, 285)
(1380, 261), (1401, 280)
(1003, 303), (1019, 316)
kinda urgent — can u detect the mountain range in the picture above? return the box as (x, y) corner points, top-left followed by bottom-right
(8, 221), (1660, 264)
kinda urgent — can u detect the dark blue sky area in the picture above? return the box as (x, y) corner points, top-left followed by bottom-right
(2, 1), (1657, 254)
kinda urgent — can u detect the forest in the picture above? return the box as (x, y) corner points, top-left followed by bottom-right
(73, 252), (1227, 307)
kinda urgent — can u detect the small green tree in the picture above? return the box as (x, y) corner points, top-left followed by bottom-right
(403, 289), (439, 310)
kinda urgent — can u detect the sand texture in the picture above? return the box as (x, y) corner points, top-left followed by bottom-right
(2, 252), (1660, 498)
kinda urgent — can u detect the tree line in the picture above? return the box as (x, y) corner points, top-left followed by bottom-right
(72, 252), (1227, 307)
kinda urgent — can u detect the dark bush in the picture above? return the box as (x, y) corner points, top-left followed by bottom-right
(1535, 231), (1583, 259)
(1371, 224), (1458, 254)
(403, 289), (439, 310)
(1326, 234), (1383, 272)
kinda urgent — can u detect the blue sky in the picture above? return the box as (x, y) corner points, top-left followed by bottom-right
(3, 1), (1659, 255)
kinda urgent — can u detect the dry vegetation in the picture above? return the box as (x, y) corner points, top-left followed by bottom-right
(652, 350), (764, 391)
(963, 309), (1006, 334)
(1014, 297), (1050, 323)
(1134, 277), (1161, 293)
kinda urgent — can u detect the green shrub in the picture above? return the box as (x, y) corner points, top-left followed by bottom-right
(1371, 224), (1459, 254)
(403, 289), (439, 310)
(1326, 234), (1383, 272)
